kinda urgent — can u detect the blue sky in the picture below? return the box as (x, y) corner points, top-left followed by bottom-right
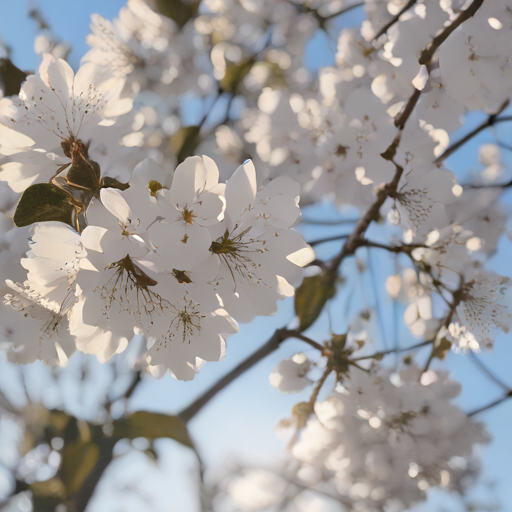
(0, 1), (511, 510)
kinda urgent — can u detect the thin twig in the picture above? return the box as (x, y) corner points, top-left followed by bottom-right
(308, 366), (332, 406)
(435, 102), (510, 164)
(288, 0), (364, 23)
(323, 1), (365, 20)
(351, 339), (433, 361)
(178, 328), (291, 423)
(464, 178), (512, 189)
(374, 0), (417, 40)
(362, 239), (426, 253)
(468, 352), (510, 392)
(497, 141), (512, 152)
(418, 0), (485, 65)
(308, 234), (350, 246)
(301, 217), (359, 225)
(422, 286), (463, 373)
(287, 331), (327, 352)
(468, 391), (512, 417)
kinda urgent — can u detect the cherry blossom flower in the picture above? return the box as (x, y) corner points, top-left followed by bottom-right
(269, 352), (312, 394)
(0, 55), (131, 192)
(207, 160), (315, 322)
(455, 270), (512, 349)
(1, 280), (75, 366)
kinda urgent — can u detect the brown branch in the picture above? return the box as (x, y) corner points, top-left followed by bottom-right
(422, 286), (463, 373)
(308, 234), (350, 246)
(323, 1), (365, 20)
(329, 163), (405, 272)
(373, 0), (417, 40)
(178, 328), (333, 423)
(394, 88), (422, 129)
(418, 0), (485, 65)
(464, 178), (512, 189)
(468, 352), (510, 392)
(287, 331), (327, 352)
(301, 217), (359, 225)
(351, 339), (433, 361)
(288, 1), (364, 24)
(361, 239), (426, 254)
(468, 390), (512, 416)
(179, 328), (291, 423)
(435, 102), (510, 164)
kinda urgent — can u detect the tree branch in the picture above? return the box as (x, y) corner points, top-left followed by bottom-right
(288, 1), (364, 24)
(394, 88), (422, 129)
(468, 352), (510, 392)
(300, 217), (359, 225)
(323, 2), (365, 20)
(307, 367), (333, 411)
(329, 164), (405, 272)
(435, 102), (510, 164)
(422, 286), (463, 373)
(287, 331), (327, 352)
(418, 0), (485, 65)
(308, 234), (350, 246)
(373, 0), (417, 40)
(351, 339), (433, 361)
(468, 390), (512, 417)
(179, 328), (291, 423)
(361, 239), (426, 253)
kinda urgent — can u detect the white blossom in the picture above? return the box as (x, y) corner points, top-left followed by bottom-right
(292, 366), (489, 512)
(269, 352), (312, 394)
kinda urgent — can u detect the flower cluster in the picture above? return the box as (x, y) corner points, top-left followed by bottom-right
(291, 366), (488, 512)
(1, 148), (312, 380)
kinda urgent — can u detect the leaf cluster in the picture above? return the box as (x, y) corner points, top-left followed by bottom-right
(20, 409), (193, 511)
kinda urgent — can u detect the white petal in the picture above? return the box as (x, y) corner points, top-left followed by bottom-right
(225, 160), (257, 222)
(287, 246), (316, 267)
(169, 156), (207, 207)
(100, 188), (132, 224)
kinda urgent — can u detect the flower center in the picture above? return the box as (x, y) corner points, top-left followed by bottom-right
(98, 254), (168, 323)
(167, 297), (204, 343)
(148, 180), (164, 197)
(209, 227), (266, 289)
(182, 207), (195, 225)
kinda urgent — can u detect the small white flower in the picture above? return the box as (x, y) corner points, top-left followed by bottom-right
(456, 270), (512, 349)
(208, 160), (315, 323)
(269, 352), (312, 394)
(0, 55), (131, 192)
(1, 280), (75, 366)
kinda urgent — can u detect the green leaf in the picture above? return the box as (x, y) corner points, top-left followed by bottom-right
(66, 156), (101, 196)
(294, 273), (336, 331)
(113, 411), (194, 449)
(170, 125), (201, 163)
(154, 0), (200, 28)
(13, 183), (76, 228)
(0, 58), (27, 97)
(101, 176), (130, 191)
(432, 337), (452, 361)
(61, 439), (100, 496)
(220, 58), (255, 93)
(30, 479), (66, 511)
